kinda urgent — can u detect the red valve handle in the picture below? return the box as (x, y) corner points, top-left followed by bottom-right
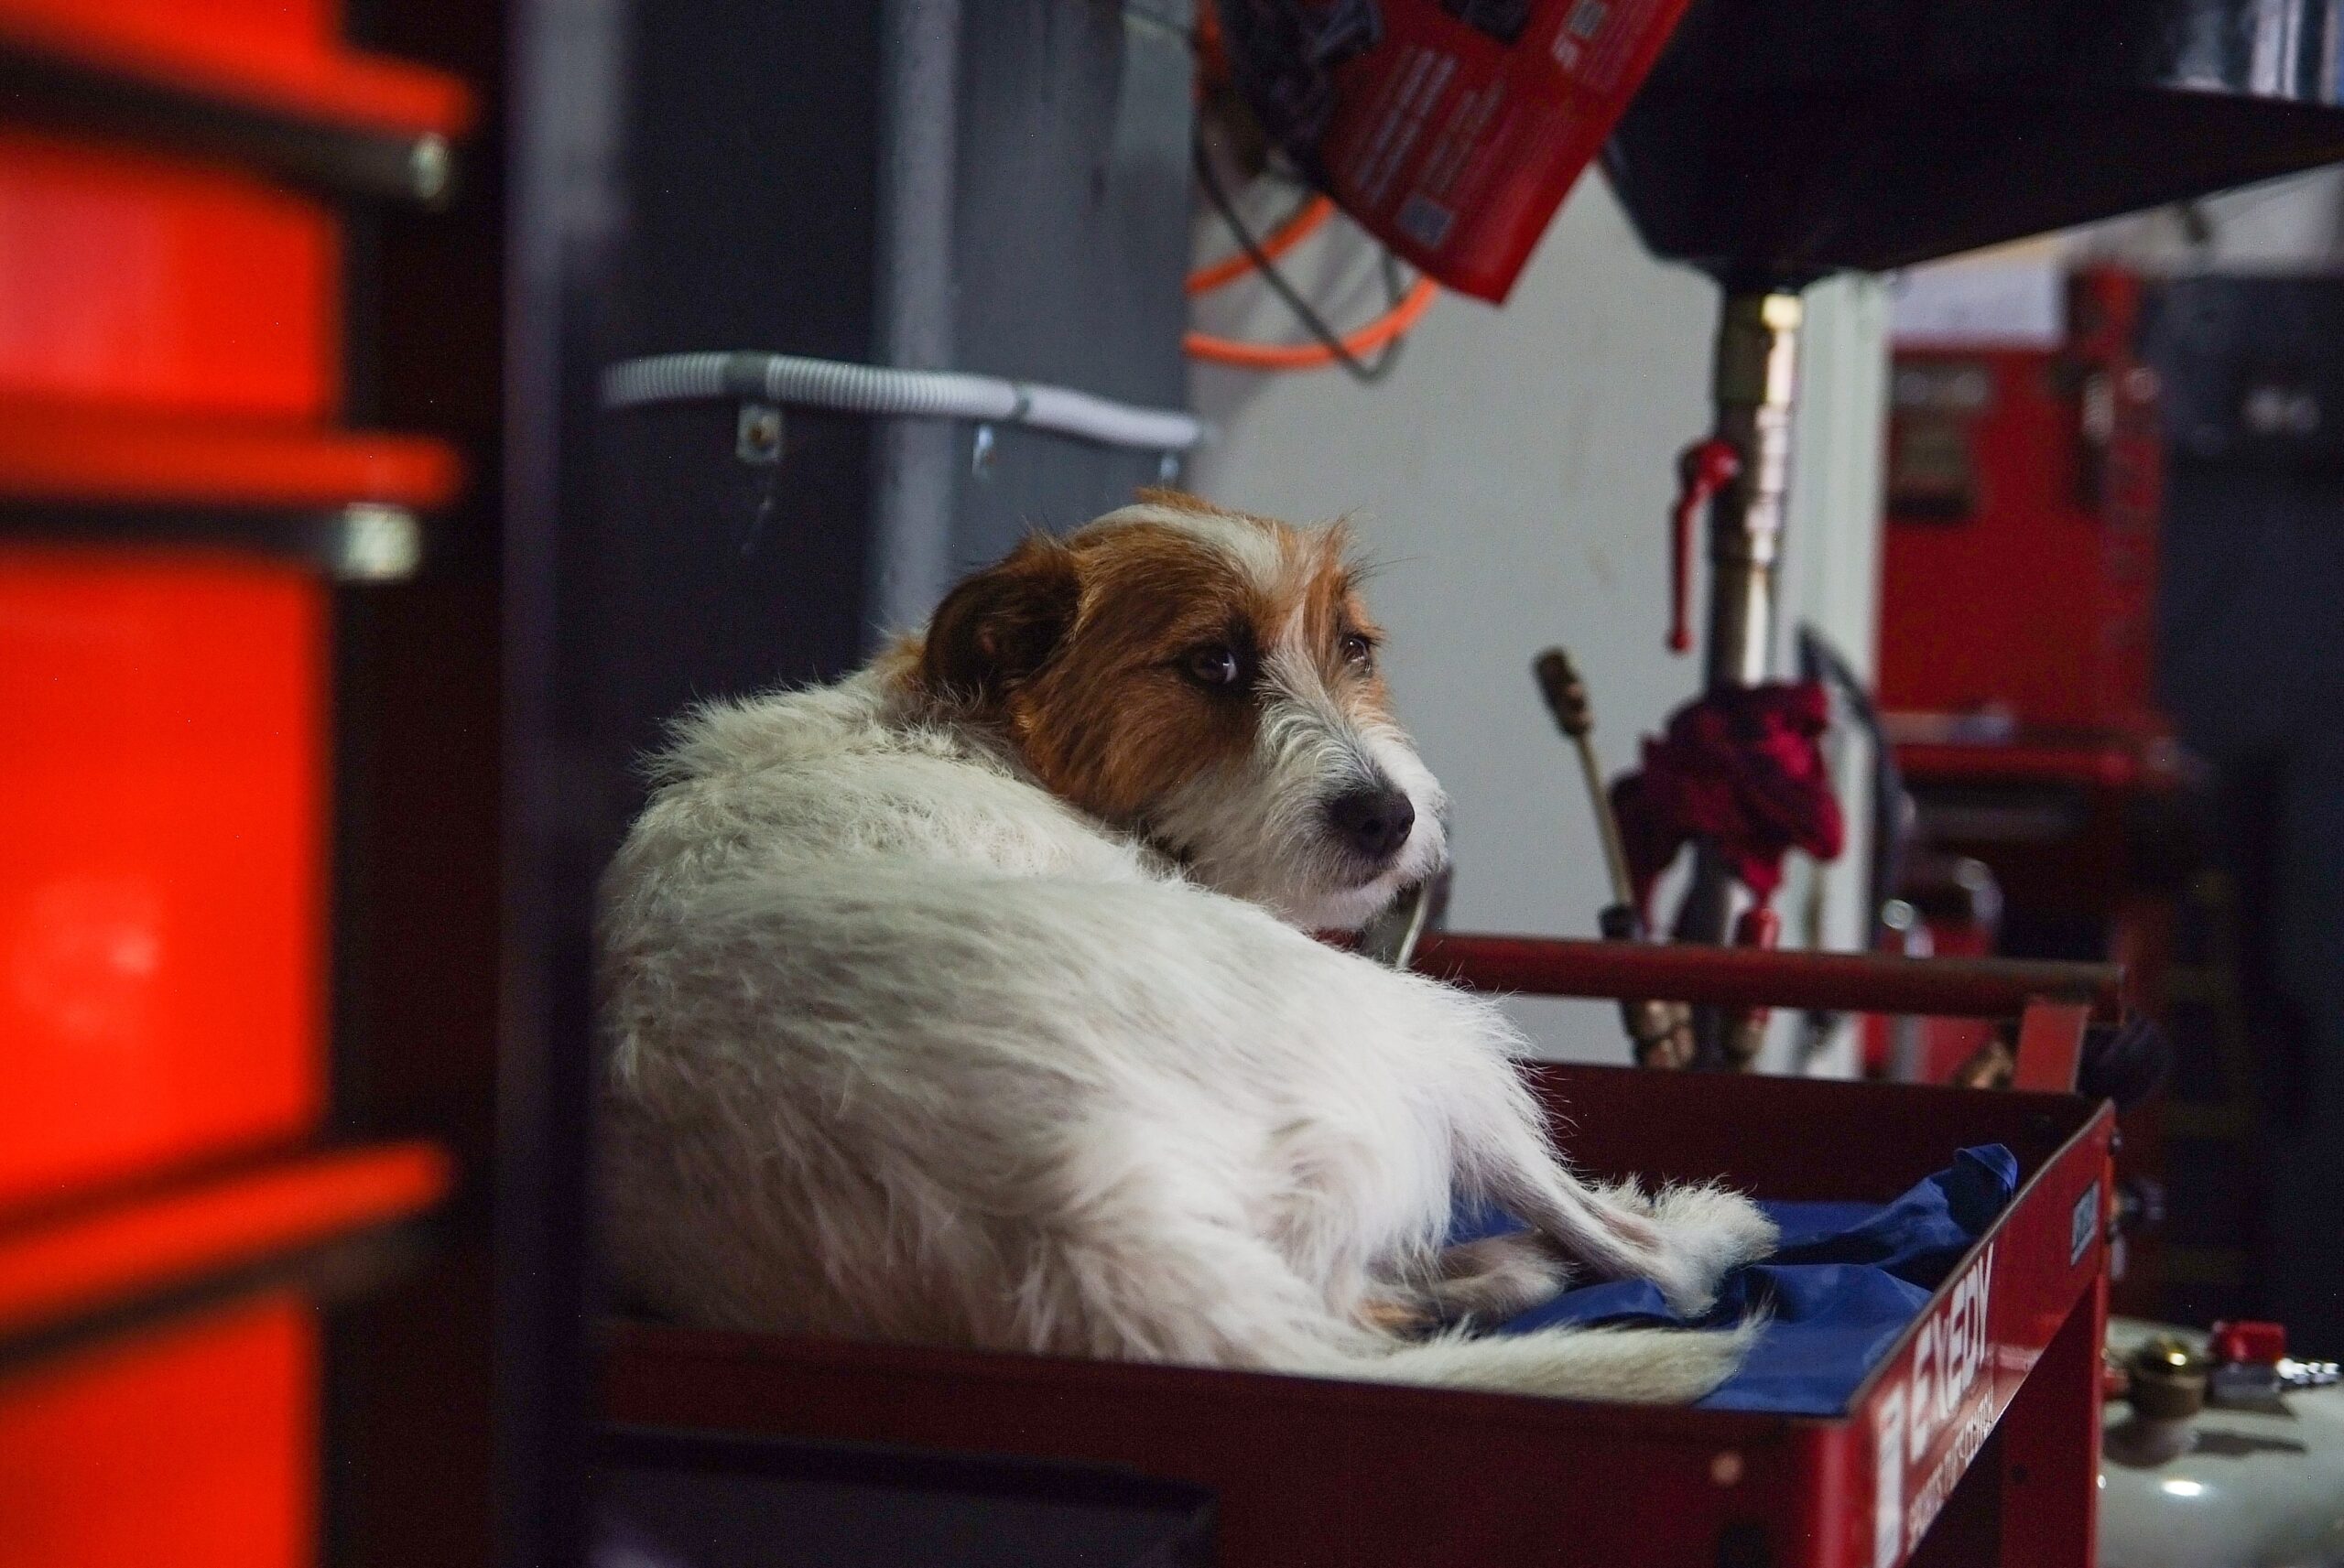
(1670, 439), (1742, 656)
(1720, 903), (1785, 1069)
(1734, 905), (1783, 949)
(2210, 1320), (2288, 1366)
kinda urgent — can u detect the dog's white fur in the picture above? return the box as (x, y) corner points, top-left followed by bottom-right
(599, 498), (1775, 1401)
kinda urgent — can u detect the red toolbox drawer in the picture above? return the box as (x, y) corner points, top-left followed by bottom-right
(0, 1292), (317, 1568)
(0, 129), (340, 420)
(0, 546), (326, 1209)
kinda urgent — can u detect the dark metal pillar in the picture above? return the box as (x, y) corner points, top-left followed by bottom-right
(502, 0), (629, 1561)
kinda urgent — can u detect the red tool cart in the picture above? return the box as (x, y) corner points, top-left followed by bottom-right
(604, 936), (2120, 1568)
(0, 3), (482, 1563)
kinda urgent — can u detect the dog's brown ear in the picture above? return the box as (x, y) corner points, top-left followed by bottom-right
(920, 535), (1080, 706)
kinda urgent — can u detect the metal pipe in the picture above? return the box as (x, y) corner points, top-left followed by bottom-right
(600, 351), (1206, 450)
(1415, 933), (2123, 1021)
(1705, 289), (1804, 692)
(1675, 287), (1807, 962)
(867, 0), (966, 640)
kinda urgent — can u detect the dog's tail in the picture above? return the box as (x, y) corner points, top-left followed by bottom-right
(1310, 1315), (1764, 1404)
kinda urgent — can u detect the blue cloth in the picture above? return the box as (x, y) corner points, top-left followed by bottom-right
(1455, 1144), (2019, 1415)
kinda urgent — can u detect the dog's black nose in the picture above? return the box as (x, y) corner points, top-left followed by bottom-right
(1327, 786), (1416, 864)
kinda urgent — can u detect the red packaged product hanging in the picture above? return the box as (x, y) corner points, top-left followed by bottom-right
(1214, 0), (1692, 302)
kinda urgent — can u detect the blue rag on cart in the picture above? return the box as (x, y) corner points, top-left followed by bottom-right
(1458, 1143), (2019, 1415)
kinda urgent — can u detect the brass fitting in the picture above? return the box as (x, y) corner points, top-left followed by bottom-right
(2126, 1333), (2210, 1422)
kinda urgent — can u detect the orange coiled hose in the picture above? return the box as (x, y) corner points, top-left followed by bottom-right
(1186, 194), (1336, 296)
(1185, 275), (1438, 370)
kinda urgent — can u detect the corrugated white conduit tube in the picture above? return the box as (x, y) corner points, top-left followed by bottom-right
(601, 351), (1210, 453)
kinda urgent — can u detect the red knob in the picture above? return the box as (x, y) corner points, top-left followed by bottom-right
(1732, 905), (1782, 950)
(1669, 440), (1742, 656)
(2210, 1320), (2287, 1365)
(1722, 904), (1785, 1050)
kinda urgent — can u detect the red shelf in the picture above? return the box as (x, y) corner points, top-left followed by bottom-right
(1889, 737), (2180, 794)
(0, 405), (461, 509)
(0, 1142), (450, 1345)
(0, 1), (472, 141)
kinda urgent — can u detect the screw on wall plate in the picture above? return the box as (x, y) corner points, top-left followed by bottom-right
(736, 402), (784, 465)
(971, 423), (998, 478)
(1157, 451), (1181, 483)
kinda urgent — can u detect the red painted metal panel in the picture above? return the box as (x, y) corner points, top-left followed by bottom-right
(0, 1293), (316, 1568)
(0, 548), (325, 1210)
(2012, 1002), (2090, 1094)
(0, 0), (473, 139)
(0, 405), (460, 507)
(1824, 1125), (2110, 1567)
(0, 130), (339, 420)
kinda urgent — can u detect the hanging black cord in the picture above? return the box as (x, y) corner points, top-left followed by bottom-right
(1191, 136), (1412, 383)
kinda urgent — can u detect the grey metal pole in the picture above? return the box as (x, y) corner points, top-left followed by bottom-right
(866, 0), (965, 642)
(1705, 288), (1804, 691)
(1674, 288), (1805, 958)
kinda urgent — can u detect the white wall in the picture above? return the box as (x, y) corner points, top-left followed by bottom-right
(2072, 167), (2344, 273)
(1186, 173), (1887, 1066)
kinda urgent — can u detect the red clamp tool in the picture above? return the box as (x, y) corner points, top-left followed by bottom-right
(1668, 438), (1742, 655)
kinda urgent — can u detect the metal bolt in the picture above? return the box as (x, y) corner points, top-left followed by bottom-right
(409, 135), (452, 204)
(333, 503), (423, 583)
(736, 403), (784, 465)
(971, 423), (997, 477)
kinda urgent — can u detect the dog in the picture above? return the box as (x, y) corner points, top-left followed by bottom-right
(598, 492), (1775, 1401)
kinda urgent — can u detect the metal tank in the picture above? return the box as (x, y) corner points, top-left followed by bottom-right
(2100, 1318), (2344, 1568)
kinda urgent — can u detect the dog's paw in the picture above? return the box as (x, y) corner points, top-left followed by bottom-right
(1639, 1183), (1778, 1317)
(1357, 1290), (1439, 1336)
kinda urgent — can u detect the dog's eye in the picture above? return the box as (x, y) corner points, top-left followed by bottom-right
(1183, 645), (1245, 688)
(1340, 633), (1377, 668)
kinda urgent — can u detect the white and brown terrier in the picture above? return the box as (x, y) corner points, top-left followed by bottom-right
(597, 492), (1774, 1400)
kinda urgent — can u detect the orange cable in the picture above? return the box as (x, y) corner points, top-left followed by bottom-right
(1186, 194), (1337, 296)
(1185, 276), (1439, 371)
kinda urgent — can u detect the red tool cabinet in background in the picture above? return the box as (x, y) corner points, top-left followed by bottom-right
(1875, 268), (2188, 1319)
(0, 3), (482, 1563)
(1879, 268), (2164, 744)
